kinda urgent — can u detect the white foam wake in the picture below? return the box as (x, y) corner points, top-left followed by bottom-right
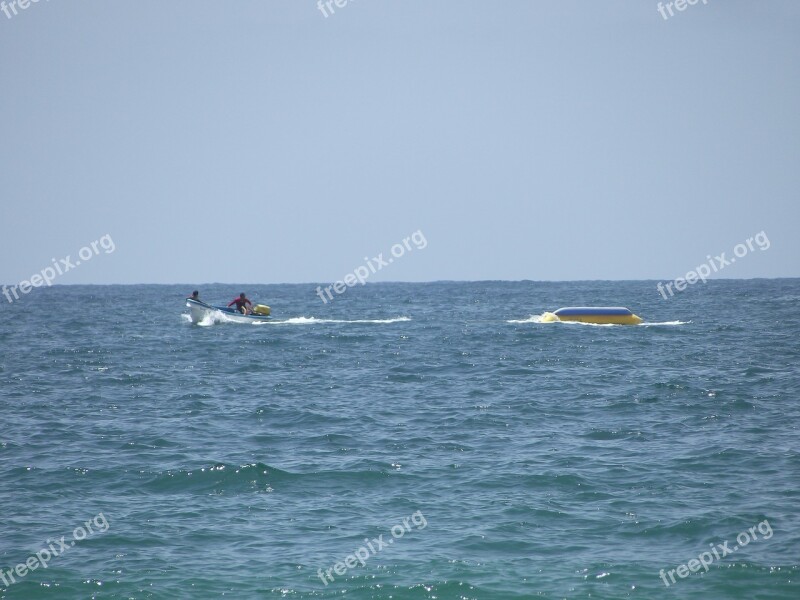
(507, 315), (544, 324)
(183, 309), (257, 326)
(254, 316), (412, 326)
(181, 312), (217, 326)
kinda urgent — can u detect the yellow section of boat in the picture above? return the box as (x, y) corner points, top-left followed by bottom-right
(252, 304), (271, 316)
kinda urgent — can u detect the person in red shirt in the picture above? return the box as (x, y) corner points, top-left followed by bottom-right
(228, 292), (252, 315)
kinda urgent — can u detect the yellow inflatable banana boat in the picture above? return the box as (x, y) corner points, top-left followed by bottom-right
(541, 307), (643, 325)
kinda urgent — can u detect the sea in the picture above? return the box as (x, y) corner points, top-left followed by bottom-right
(1, 279), (798, 599)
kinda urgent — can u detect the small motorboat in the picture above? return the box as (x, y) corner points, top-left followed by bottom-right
(541, 307), (643, 325)
(186, 298), (272, 324)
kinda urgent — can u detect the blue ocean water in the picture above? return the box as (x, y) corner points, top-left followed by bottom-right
(1, 280), (798, 599)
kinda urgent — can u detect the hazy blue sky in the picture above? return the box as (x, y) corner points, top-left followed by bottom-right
(1, 1), (797, 285)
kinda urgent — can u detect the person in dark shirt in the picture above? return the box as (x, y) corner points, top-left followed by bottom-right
(228, 292), (252, 314)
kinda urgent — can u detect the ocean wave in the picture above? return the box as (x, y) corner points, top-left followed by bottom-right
(143, 462), (289, 494)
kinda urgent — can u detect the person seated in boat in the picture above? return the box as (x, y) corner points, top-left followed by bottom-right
(228, 292), (252, 315)
(188, 290), (200, 301)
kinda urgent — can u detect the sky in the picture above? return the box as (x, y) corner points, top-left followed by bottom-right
(1, 0), (798, 285)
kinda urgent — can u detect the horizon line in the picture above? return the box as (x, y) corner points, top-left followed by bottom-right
(2, 276), (798, 287)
